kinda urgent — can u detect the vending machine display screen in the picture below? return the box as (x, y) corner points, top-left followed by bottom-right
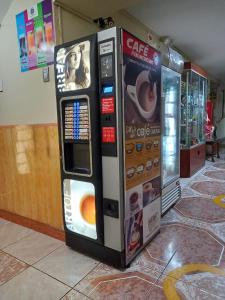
(100, 55), (113, 78)
(62, 98), (91, 176)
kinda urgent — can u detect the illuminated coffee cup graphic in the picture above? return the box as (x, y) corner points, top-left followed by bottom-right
(127, 167), (136, 178)
(80, 194), (96, 225)
(126, 143), (135, 154)
(154, 158), (159, 167)
(153, 140), (159, 148)
(146, 160), (153, 171)
(127, 70), (157, 120)
(136, 142), (144, 152)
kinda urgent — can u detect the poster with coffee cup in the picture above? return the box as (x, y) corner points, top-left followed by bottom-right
(63, 179), (97, 240)
(123, 31), (161, 264)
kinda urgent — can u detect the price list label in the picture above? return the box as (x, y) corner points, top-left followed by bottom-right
(64, 101), (89, 141)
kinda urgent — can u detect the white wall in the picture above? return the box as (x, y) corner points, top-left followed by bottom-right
(0, 0), (57, 125)
(60, 8), (158, 45)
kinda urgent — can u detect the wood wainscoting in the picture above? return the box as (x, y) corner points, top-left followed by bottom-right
(0, 124), (63, 231)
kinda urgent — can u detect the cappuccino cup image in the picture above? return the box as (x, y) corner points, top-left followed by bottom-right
(127, 70), (157, 120)
(126, 143), (135, 154)
(136, 164), (144, 174)
(145, 141), (153, 150)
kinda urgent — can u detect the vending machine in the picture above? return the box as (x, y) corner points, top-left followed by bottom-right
(55, 27), (161, 268)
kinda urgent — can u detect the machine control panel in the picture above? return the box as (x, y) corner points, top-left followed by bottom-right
(99, 39), (117, 156)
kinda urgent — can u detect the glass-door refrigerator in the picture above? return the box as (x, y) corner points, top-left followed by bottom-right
(161, 66), (181, 214)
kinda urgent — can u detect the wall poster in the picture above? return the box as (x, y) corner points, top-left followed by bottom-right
(123, 31), (161, 264)
(16, 0), (55, 72)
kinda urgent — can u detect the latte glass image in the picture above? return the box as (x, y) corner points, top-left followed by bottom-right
(63, 179), (97, 239)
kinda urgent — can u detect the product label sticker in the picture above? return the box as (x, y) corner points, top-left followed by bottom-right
(100, 40), (113, 55)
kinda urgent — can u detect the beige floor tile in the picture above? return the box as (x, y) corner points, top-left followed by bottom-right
(34, 245), (99, 287)
(0, 218), (9, 226)
(0, 267), (70, 300)
(0, 222), (33, 249)
(4, 231), (64, 264)
(62, 289), (90, 300)
(0, 250), (27, 285)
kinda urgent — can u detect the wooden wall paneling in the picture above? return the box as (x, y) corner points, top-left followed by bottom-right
(0, 124), (63, 230)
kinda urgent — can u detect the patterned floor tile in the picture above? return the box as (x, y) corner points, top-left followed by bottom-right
(4, 231), (63, 265)
(75, 263), (161, 300)
(34, 245), (99, 287)
(192, 181), (225, 196)
(175, 197), (225, 223)
(204, 170), (225, 181)
(160, 264), (225, 299)
(0, 250), (27, 285)
(61, 289), (90, 300)
(213, 162), (225, 169)
(0, 267), (70, 300)
(148, 223), (223, 268)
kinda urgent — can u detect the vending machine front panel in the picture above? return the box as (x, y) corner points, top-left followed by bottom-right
(55, 34), (104, 246)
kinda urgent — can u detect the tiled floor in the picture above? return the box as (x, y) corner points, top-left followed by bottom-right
(1, 158), (225, 299)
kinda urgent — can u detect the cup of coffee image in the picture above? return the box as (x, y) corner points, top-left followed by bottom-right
(127, 167), (136, 179)
(80, 194), (96, 225)
(127, 70), (157, 120)
(126, 143), (135, 154)
(146, 160), (153, 172)
(136, 142), (144, 152)
(129, 192), (140, 211)
(145, 141), (153, 150)
(154, 158), (160, 167)
(136, 164), (144, 174)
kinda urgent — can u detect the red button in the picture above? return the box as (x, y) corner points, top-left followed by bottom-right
(101, 97), (114, 114)
(102, 127), (116, 143)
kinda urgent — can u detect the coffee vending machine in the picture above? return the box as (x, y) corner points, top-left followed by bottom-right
(55, 27), (161, 268)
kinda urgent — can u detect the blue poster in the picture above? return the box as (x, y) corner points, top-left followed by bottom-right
(16, 12), (29, 72)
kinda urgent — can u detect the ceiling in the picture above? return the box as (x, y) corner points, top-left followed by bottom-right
(128, 0), (225, 83)
(0, 0), (13, 24)
(56, 0), (142, 19)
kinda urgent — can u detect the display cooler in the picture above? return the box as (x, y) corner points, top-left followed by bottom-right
(55, 27), (162, 268)
(160, 44), (183, 214)
(180, 62), (208, 177)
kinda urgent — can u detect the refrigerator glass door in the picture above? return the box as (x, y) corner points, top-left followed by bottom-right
(162, 67), (181, 187)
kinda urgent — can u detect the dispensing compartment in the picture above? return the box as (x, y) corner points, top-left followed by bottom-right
(60, 96), (92, 176)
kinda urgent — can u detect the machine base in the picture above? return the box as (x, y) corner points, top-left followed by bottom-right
(65, 231), (126, 269)
(65, 229), (160, 269)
